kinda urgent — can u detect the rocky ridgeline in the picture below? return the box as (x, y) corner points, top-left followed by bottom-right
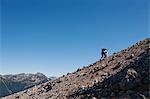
(2, 38), (150, 99)
(0, 73), (48, 98)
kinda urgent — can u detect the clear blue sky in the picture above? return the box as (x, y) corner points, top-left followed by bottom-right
(1, 0), (149, 77)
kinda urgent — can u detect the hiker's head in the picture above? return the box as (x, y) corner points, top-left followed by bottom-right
(102, 48), (108, 51)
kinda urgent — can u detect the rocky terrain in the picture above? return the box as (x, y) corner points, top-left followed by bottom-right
(0, 73), (48, 97)
(2, 38), (150, 99)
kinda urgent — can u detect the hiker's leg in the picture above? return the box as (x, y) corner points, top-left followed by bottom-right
(101, 52), (104, 59)
(104, 52), (107, 58)
(101, 53), (103, 59)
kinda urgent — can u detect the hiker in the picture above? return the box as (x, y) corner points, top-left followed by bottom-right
(100, 48), (108, 59)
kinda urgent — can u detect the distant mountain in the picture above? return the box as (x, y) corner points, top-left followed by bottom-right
(48, 76), (57, 80)
(0, 73), (48, 97)
(2, 38), (150, 99)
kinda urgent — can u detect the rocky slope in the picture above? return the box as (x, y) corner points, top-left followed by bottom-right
(2, 38), (150, 99)
(0, 73), (48, 97)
